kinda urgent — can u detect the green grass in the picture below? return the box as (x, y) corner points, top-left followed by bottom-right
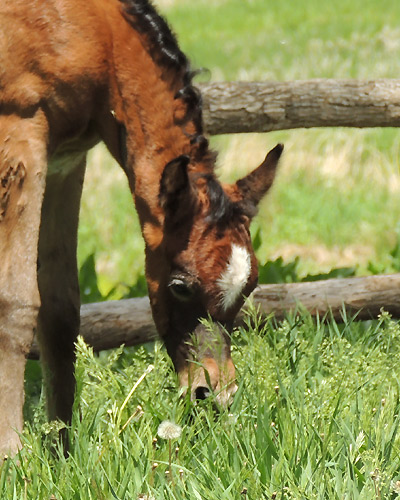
(159, 0), (400, 81)
(4, 311), (400, 499)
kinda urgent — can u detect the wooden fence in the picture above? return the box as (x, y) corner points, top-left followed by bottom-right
(29, 79), (400, 358)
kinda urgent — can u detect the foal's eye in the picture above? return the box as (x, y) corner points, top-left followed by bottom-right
(168, 278), (195, 301)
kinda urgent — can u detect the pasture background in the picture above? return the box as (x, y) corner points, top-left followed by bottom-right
(3, 0), (400, 498)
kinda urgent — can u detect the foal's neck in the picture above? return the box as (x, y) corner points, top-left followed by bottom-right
(107, 6), (211, 210)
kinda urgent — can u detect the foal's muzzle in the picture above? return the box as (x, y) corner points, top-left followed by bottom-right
(178, 356), (238, 407)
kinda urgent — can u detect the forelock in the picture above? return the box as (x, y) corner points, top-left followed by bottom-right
(197, 174), (242, 225)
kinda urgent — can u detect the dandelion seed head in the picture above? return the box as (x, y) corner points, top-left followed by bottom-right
(157, 420), (182, 440)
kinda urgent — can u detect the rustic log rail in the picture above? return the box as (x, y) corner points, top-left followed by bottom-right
(199, 79), (400, 134)
(29, 274), (400, 358)
(28, 79), (400, 358)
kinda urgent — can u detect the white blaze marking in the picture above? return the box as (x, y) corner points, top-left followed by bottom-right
(217, 244), (251, 311)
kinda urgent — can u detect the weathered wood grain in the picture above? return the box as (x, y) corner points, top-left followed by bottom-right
(199, 80), (400, 134)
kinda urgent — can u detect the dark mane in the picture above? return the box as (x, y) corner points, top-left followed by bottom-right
(120, 0), (189, 80)
(120, 0), (209, 158)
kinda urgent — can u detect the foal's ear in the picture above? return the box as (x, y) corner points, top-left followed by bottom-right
(159, 155), (191, 210)
(235, 143), (283, 213)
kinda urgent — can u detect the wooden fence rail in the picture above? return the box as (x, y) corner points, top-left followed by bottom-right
(29, 274), (400, 358)
(199, 79), (400, 134)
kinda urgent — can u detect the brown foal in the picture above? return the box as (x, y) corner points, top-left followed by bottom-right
(0, 0), (283, 455)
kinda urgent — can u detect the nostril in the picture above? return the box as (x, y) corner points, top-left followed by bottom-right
(194, 386), (211, 400)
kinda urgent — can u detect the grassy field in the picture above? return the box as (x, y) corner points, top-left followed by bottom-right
(3, 311), (400, 499)
(3, 0), (400, 498)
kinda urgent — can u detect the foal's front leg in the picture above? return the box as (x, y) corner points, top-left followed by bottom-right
(0, 113), (48, 457)
(36, 159), (86, 430)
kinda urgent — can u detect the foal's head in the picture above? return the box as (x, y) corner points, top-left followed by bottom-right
(145, 143), (283, 405)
